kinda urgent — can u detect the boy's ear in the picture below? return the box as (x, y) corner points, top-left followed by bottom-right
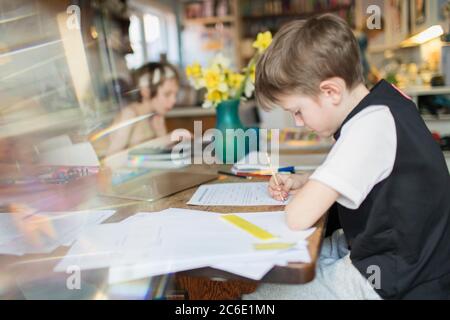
(319, 78), (345, 105)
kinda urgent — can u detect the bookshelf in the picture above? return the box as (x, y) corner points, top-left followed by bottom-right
(180, 0), (242, 68)
(238, 0), (356, 64)
(184, 15), (236, 25)
(180, 0), (357, 68)
(241, 3), (353, 20)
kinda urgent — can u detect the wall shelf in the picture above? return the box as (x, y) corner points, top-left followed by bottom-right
(241, 4), (352, 20)
(183, 15), (235, 25)
(0, 38), (62, 59)
(422, 115), (450, 122)
(0, 12), (37, 25)
(403, 86), (450, 97)
(167, 106), (215, 118)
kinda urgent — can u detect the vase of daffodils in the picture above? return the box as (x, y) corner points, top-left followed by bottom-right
(186, 31), (272, 163)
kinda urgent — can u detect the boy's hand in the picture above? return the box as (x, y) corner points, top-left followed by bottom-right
(268, 173), (310, 201)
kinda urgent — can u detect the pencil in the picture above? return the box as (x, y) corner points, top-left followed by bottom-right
(218, 170), (249, 179)
(266, 152), (285, 202)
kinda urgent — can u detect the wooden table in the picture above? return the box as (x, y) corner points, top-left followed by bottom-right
(0, 164), (327, 300)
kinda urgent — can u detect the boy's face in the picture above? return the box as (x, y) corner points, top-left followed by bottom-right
(278, 93), (340, 138)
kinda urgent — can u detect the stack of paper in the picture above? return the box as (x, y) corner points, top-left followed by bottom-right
(54, 208), (315, 284)
(232, 151), (321, 173)
(231, 151), (275, 174)
(0, 210), (115, 256)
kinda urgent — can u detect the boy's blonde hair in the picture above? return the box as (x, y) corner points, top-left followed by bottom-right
(256, 14), (364, 110)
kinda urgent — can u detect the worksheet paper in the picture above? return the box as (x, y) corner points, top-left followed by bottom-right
(187, 182), (289, 206)
(55, 209), (315, 284)
(0, 210), (115, 256)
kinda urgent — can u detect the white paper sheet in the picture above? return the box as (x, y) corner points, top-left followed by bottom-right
(39, 142), (99, 167)
(0, 210), (115, 256)
(54, 221), (162, 271)
(0, 214), (22, 244)
(187, 182), (289, 206)
(231, 212), (316, 241)
(36, 135), (72, 153)
(56, 208), (315, 284)
(210, 248), (310, 280)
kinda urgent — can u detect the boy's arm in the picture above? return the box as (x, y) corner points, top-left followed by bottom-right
(285, 106), (398, 231)
(285, 180), (339, 231)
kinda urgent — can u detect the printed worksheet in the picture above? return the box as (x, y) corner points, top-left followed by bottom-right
(187, 182), (289, 206)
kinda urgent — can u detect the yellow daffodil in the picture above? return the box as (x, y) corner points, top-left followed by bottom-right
(252, 31), (272, 53)
(203, 68), (223, 90)
(185, 62), (202, 79)
(223, 68), (232, 78)
(207, 90), (222, 103)
(188, 32), (272, 107)
(228, 72), (244, 90)
(205, 89), (229, 107)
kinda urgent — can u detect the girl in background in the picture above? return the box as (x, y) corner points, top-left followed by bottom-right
(107, 62), (182, 155)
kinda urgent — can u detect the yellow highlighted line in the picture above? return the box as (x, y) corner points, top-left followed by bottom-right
(221, 214), (277, 241)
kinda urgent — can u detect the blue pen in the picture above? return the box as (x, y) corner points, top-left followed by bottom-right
(277, 166), (295, 173)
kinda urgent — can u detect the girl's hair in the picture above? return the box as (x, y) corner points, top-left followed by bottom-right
(136, 62), (179, 99)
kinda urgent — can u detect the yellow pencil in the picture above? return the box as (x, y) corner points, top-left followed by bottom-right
(266, 152), (285, 202)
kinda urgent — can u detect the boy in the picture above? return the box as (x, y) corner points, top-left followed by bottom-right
(245, 14), (450, 300)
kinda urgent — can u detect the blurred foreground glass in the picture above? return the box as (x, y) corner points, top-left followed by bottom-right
(0, 0), (155, 299)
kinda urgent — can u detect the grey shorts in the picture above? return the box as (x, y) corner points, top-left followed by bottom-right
(243, 229), (382, 300)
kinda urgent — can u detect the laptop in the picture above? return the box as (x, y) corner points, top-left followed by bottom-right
(100, 171), (218, 202)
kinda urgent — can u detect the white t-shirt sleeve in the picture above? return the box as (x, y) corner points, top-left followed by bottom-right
(309, 105), (397, 209)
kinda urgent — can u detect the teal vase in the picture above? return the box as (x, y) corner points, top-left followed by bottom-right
(215, 99), (258, 164)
